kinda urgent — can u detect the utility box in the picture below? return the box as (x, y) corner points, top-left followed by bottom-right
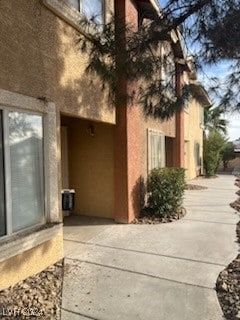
(61, 189), (75, 211)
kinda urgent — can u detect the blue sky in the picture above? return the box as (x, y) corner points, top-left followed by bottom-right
(199, 63), (240, 141)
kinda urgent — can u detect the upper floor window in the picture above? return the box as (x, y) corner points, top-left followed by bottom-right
(67, 0), (104, 25)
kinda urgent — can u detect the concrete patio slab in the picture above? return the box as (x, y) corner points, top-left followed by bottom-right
(62, 175), (239, 320)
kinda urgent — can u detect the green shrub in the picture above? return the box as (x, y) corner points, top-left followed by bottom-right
(203, 131), (225, 176)
(145, 167), (186, 217)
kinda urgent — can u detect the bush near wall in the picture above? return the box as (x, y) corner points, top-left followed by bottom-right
(203, 131), (225, 177)
(146, 167), (186, 217)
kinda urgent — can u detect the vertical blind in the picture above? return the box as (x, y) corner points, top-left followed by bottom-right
(8, 112), (44, 232)
(148, 129), (165, 172)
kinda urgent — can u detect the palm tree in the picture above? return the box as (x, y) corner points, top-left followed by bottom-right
(204, 106), (228, 137)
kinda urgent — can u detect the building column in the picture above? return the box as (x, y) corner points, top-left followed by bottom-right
(114, 0), (141, 223)
(173, 63), (185, 167)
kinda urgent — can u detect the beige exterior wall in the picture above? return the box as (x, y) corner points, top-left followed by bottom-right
(0, 89), (63, 289)
(0, 0), (115, 288)
(61, 117), (114, 218)
(0, 233), (63, 290)
(184, 98), (204, 179)
(0, 0), (115, 124)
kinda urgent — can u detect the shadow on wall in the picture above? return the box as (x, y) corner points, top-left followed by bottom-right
(0, 0), (114, 122)
(131, 176), (146, 218)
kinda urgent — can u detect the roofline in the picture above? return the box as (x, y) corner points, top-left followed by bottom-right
(189, 80), (212, 106)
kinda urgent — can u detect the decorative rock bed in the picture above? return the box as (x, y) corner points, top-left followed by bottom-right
(230, 200), (240, 212)
(216, 177), (240, 319)
(186, 184), (208, 190)
(0, 260), (64, 320)
(131, 207), (186, 224)
(216, 222), (240, 320)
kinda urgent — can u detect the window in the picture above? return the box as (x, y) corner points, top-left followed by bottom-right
(0, 109), (44, 237)
(148, 129), (165, 172)
(66, 0), (104, 25)
(161, 45), (175, 94)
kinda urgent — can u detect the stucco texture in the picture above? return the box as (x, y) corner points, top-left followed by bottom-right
(114, 0), (178, 222)
(0, 0), (115, 124)
(184, 98), (204, 179)
(61, 116), (114, 218)
(0, 234), (63, 290)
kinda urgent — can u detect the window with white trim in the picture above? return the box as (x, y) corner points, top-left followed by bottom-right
(148, 129), (165, 172)
(0, 109), (45, 237)
(67, 0), (104, 25)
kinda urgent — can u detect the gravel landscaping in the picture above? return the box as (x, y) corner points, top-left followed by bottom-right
(186, 184), (208, 190)
(131, 207), (186, 224)
(0, 260), (64, 320)
(216, 177), (240, 320)
(216, 222), (240, 320)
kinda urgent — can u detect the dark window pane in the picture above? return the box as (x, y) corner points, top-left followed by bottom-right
(0, 111), (6, 236)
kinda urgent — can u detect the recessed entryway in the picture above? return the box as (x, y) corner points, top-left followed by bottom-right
(60, 115), (114, 219)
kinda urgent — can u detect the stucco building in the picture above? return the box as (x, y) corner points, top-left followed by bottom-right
(0, 0), (209, 290)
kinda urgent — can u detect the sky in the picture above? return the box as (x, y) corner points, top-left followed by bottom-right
(198, 58), (240, 141)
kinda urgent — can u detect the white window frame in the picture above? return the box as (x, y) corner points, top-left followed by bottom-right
(43, 0), (106, 35)
(0, 89), (59, 240)
(147, 128), (166, 172)
(0, 89), (61, 262)
(2, 108), (45, 235)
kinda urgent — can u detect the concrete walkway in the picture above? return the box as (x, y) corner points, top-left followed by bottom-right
(61, 175), (239, 320)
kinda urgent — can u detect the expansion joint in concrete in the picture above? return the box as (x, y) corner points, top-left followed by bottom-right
(66, 257), (215, 291)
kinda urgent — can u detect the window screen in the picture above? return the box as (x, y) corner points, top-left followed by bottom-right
(148, 129), (165, 172)
(9, 112), (44, 232)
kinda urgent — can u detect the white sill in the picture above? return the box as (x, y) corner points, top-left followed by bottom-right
(43, 0), (102, 37)
(0, 223), (62, 263)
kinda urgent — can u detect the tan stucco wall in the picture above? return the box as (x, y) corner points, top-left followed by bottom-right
(0, 0), (115, 124)
(0, 234), (63, 290)
(184, 98), (204, 179)
(62, 117), (114, 218)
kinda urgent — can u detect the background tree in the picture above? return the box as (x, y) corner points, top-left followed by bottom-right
(203, 131), (225, 177)
(78, 0), (240, 119)
(161, 0), (240, 111)
(221, 142), (235, 171)
(204, 105), (228, 137)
